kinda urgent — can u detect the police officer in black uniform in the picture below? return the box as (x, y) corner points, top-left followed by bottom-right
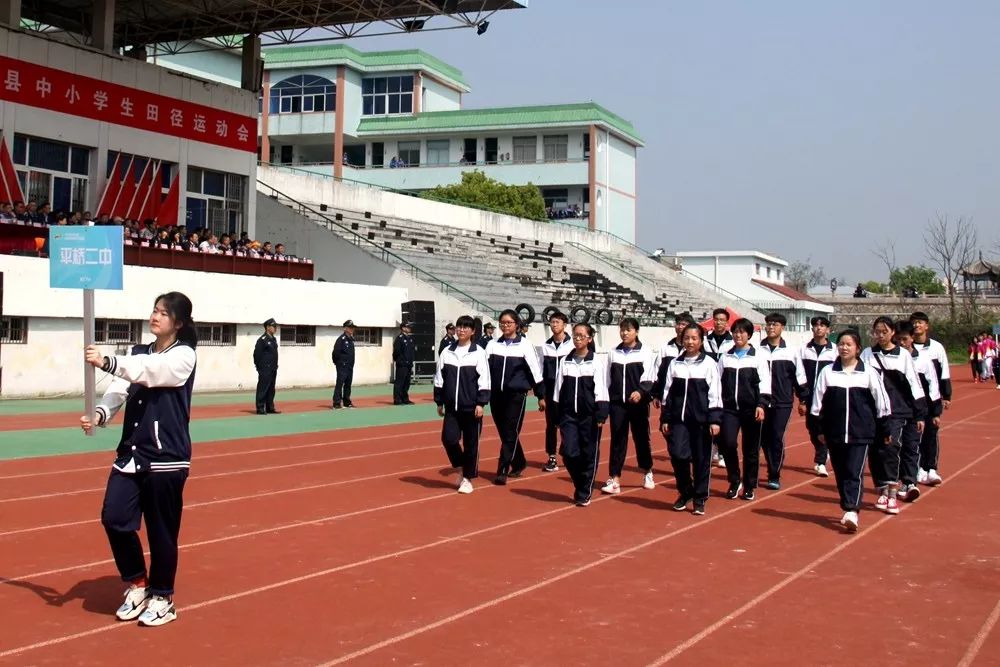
(253, 318), (280, 415)
(332, 319), (356, 409)
(393, 321), (415, 405)
(478, 322), (495, 348)
(438, 323), (456, 354)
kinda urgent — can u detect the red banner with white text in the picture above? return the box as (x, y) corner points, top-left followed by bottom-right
(0, 55), (257, 153)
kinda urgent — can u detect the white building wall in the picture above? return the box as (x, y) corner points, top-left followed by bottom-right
(420, 77), (461, 112)
(679, 255), (787, 302)
(151, 46), (242, 87)
(0, 254), (405, 397)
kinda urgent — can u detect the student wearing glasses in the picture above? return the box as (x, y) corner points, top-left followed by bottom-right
(485, 309), (545, 485)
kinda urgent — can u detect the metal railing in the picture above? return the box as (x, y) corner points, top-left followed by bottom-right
(257, 179), (499, 318)
(677, 269), (762, 316)
(566, 241), (653, 287)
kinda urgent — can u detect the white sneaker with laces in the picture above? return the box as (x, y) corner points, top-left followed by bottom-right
(917, 468), (928, 485)
(601, 478), (620, 495)
(716, 456), (726, 469)
(137, 595), (176, 627)
(841, 511), (859, 532)
(115, 585), (150, 621)
(643, 471), (655, 490)
(814, 463), (829, 478)
(927, 469), (943, 486)
(457, 477), (474, 494)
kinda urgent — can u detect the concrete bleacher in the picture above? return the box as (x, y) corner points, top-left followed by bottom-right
(261, 187), (719, 324)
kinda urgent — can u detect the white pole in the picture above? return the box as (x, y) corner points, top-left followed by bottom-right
(84, 218), (96, 436)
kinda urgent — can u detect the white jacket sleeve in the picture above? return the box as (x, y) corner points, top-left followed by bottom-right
(105, 345), (196, 388)
(96, 375), (130, 426)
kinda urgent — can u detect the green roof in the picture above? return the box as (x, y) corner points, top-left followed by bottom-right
(262, 44), (468, 90)
(355, 102), (643, 145)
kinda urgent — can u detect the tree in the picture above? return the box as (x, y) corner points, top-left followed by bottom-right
(420, 170), (547, 221)
(871, 239), (898, 281)
(862, 280), (885, 294)
(923, 213), (978, 319)
(785, 258), (827, 292)
(888, 265), (945, 295)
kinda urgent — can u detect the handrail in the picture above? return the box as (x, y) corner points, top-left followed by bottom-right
(257, 160), (652, 254)
(677, 269), (762, 315)
(294, 157), (590, 169)
(257, 179), (499, 318)
(566, 241), (652, 286)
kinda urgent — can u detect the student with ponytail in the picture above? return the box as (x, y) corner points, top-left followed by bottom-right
(79, 292), (198, 627)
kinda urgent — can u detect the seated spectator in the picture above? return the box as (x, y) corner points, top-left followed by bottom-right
(261, 241), (274, 258)
(139, 220), (156, 240)
(0, 202), (13, 220)
(68, 211), (82, 225)
(82, 211), (93, 224)
(199, 233), (219, 253)
(183, 232), (200, 252)
(33, 202), (51, 224)
(96, 213), (110, 226)
(853, 283), (868, 298)
(218, 234), (233, 253)
(13, 201), (29, 221)
(389, 156), (401, 168)
(152, 228), (170, 247)
(274, 243), (287, 259)
(170, 230), (184, 248)
(245, 241), (261, 257)
(236, 231), (251, 249)
(53, 212), (69, 226)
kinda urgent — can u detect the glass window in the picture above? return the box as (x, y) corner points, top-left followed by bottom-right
(268, 75), (336, 115)
(583, 133), (591, 159)
(354, 327), (382, 346)
(27, 138), (69, 172)
(12, 134), (26, 164)
(203, 170), (225, 197)
(397, 141), (420, 167)
(542, 188), (569, 208)
(196, 323), (236, 346)
(543, 135), (568, 162)
(0, 316), (27, 344)
(512, 136), (537, 163)
(70, 147), (90, 175)
(95, 319), (142, 344)
(279, 325), (316, 346)
(187, 168), (203, 193)
(426, 140), (449, 165)
(361, 75), (414, 116)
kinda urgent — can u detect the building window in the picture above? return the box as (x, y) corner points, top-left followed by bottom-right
(361, 76), (413, 116)
(186, 167), (246, 238)
(766, 266), (772, 278)
(13, 134), (90, 214)
(542, 188), (569, 209)
(755, 263), (761, 275)
(397, 141), (421, 167)
(512, 136), (537, 163)
(776, 270), (782, 281)
(195, 323), (236, 346)
(95, 319), (142, 344)
(0, 316), (27, 344)
(269, 75), (335, 115)
(371, 142), (385, 168)
(583, 133), (591, 159)
(543, 135), (568, 162)
(354, 327), (383, 346)
(280, 325), (315, 346)
(426, 140), (449, 166)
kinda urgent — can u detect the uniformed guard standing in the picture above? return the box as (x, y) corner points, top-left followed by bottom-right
(393, 321), (415, 405)
(253, 318), (280, 415)
(438, 323), (456, 355)
(332, 319), (356, 409)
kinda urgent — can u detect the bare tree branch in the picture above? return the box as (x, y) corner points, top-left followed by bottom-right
(923, 213), (978, 320)
(871, 239), (897, 283)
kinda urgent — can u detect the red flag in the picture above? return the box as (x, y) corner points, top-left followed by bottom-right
(111, 158), (137, 219)
(108, 157), (134, 219)
(126, 159), (153, 221)
(139, 162), (163, 223)
(156, 171), (180, 228)
(0, 155), (9, 203)
(0, 136), (24, 203)
(95, 153), (123, 218)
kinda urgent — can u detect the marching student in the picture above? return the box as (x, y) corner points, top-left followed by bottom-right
(79, 292), (198, 627)
(798, 316), (839, 477)
(811, 329), (891, 532)
(434, 315), (491, 494)
(659, 323), (723, 515)
(717, 318), (771, 501)
(553, 322), (609, 506)
(601, 317), (657, 494)
(652, 312), (695, 405)
(704, 308), (734, 469)
(540, 311), (574, 473)
(759, 313), (808, 489)
(895, 320), (942, 502)
(486, 309), (546, 485)
(909, 312), (951, 485)
(861, 317), (927, 514)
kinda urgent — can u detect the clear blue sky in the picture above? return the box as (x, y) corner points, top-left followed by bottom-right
(338, 1), (999, 285)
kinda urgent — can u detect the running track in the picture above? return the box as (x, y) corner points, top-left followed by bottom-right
(0, 378), (998, 665)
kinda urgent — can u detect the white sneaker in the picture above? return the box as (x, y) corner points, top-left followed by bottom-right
(841, 511), (859, 533)
(927, 469), (943, 486)
(457, 477), (474, 494)
(716, 456), (726, 468)
(917, 468), (928, 484)
(115, 585), (150, 621)
(601, 478), (621, 495)
(643, 471), (655, 490)
(136, 595), (176, 626)
(814, 464), (829, 478)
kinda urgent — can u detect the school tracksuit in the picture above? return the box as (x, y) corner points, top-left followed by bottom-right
(910, 347), (943, 470)
(486, 336), (545, 477)
(553, 351), (610, 504)
(652, 337), (685, 399)
(860, 346), (927, 489)
(541, 335), (574, 458)
(810, 359), (891, 511)
(704, 332), (735, 361)
(914, 338), (952, 472)
(718, 346), (772, 491)
(433, 342), (491, 480)
(799, 340), (839, 466)
(659, 353), (723, 503)
(95, 341), (197, 597)
(607, 342), (657, 479)
(760, 340), (808, 484)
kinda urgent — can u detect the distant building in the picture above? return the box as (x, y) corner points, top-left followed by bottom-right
(676, 250), (833, 331)
(155, 43), (643, 243)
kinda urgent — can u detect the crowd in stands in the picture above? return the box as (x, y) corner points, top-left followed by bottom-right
(1, 199), (295, 261)
(546, 204), (584, 220)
